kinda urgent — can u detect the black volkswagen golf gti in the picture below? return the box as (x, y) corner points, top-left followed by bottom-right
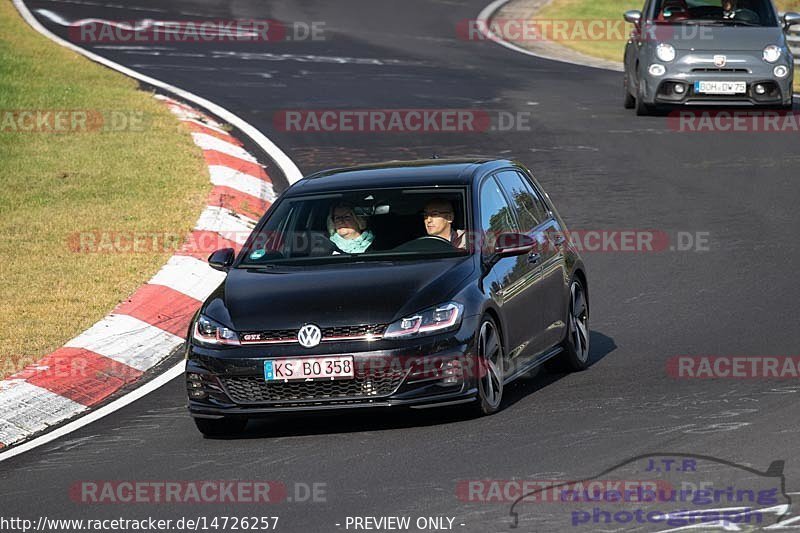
(186, 159), (590, 436)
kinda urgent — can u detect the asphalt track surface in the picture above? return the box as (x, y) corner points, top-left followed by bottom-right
(4, 1), (800, 531)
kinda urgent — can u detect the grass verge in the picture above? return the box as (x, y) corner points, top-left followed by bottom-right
(535, 0), (800, 92)
(0, 1), (209, 378)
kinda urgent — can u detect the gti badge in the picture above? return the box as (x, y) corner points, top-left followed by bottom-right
(713, 54), (727, 67)
(298, 324), (322, 348)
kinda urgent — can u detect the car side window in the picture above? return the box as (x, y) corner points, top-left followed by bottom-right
(480, 176), (518, 250)
(494, 170), (548, 234)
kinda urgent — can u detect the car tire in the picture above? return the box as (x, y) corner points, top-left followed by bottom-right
(547, 277), (590, 372)
(635, 82), (652, 116)
(471, 315), (504, 416)
(624, 76), (636, 109)
(194, 417), (247, 437)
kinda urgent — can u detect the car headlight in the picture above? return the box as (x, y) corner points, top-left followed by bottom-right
(383, 302), (464, 339)
(193, 314), (240, 345)
(763, 45), (781, 63)
(655, 43), (676, 62)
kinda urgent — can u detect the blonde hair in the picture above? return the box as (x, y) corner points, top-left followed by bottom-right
(327, 203), (368, 236)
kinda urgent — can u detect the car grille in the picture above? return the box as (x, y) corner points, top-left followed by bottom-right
(240, 324), (387, 344)
(690, 68), (749, 73)
(221, 367), (406, 404)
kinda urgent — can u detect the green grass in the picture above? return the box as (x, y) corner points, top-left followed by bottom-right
(0, 0), (210, 378)
(536, 0), (800, 91)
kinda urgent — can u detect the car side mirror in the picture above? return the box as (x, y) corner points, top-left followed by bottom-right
(488, 232), (537, 265)
(783, 12), (800, 30)
(624, 10), (642, 24)
(208, 248), (235, 272)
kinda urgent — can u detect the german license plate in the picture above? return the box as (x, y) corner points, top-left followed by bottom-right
(264, 356), (354, 381)
(694, 81), (746, 95)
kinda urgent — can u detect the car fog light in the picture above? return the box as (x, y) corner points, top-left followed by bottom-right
(649, 64), (666, 76)
(674, 83), (685, 94)
(774, 65), (789, 78)
(188, 389), (207, 399)
(440, 359), (464, 385)
(755, 84), (766, 95)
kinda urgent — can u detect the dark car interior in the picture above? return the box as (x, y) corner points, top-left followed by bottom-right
(241, 189), (469, 263)
(654, 0), (776, 25)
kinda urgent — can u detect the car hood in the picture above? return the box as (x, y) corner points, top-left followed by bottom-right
(203, 257), (476, 331)
(668, 26), (784, 51)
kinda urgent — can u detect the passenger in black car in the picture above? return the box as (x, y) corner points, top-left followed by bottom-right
(327, 202), (374, 254)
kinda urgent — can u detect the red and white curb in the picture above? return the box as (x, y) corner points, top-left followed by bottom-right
(0, 96), (273, 449)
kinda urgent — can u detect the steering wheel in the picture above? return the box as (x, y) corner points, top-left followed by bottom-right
(415, 235), (451, 244)
(732, 8), (759, 23)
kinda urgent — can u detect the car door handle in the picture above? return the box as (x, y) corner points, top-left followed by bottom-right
(528, 252), (541, 264)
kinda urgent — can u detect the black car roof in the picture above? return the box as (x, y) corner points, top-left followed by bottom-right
(285, 159), (515, 195)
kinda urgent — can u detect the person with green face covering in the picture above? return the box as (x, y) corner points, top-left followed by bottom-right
(328, 203), (374, 254)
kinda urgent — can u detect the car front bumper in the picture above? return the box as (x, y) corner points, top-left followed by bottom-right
(185, 315), (482, 419)
(640, 52), (794, 106)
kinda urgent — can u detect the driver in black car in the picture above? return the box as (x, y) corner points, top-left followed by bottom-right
(422, 198), (466, 249)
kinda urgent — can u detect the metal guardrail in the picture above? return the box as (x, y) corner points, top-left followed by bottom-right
(789, 27), (799, 57)
(780, 13), (800, 58)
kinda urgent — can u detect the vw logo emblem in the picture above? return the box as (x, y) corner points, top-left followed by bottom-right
(713, 55), (727, 67)
(297, 324), (322, 348)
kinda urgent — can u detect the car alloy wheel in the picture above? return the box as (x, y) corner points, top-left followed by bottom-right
(624, 76), (636, 109)
(636, 80), (652, 116)
(564, 279), (589, 370)
(473, 316), (504, 415)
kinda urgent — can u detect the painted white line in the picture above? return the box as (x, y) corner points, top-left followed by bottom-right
(37, 0), (168, 13)
(477, 0), (798, 98)
(0, 382), (87, 446)
(209, 165), (277, 202)
(2, 0), (302, 459)
(148, 255), (227, 301)
(35, 9), (260, 38)
(476, 0), (622, 72)
(194, 205), (257, 244)
(15, 0), (303, 183)
(0, 362), (184, 463)
(64, 314), (184, 371)
(191, 132), (257, 162)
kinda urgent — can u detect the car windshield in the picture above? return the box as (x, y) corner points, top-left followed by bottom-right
(652, 0), (778, 26)
(238, 187), (471, 266)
